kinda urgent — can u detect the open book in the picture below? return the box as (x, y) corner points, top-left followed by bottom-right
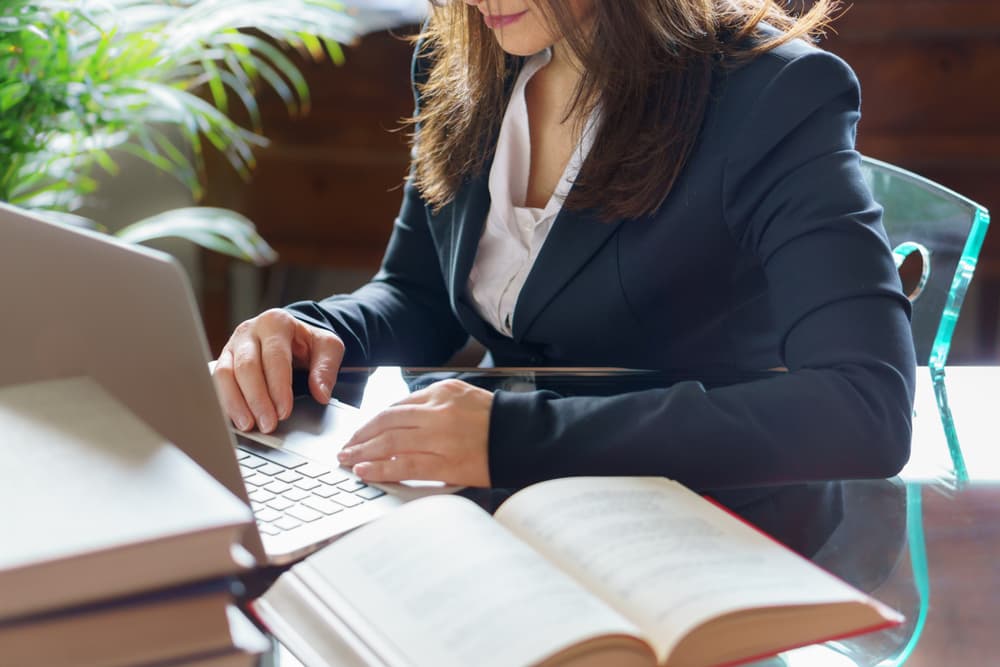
(252, 477), (901, 667)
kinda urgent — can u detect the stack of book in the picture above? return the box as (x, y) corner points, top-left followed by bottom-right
(0, 377), (270, 666)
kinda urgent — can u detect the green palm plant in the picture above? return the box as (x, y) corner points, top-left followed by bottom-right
(0, 0), (362, 264)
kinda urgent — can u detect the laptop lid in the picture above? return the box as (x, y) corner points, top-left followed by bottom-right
(0, 202), (267, 563)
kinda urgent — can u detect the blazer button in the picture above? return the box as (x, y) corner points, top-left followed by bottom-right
(529, 355), (543, 364)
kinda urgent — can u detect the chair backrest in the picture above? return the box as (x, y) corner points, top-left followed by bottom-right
(843, 160), (990, 666)
(859, 156), (991, 371)
(862, 156), (990, 484)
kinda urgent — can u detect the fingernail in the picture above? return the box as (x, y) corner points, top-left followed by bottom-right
(353, 462), (371, 479)
(236, 416), (252, 431)
(338, 447), (354, 462)
(258, 415), (275, 433)
(319, 383), (331, 402)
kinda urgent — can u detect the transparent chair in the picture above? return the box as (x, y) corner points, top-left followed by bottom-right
(769, 159), (990, 667)
(860, 156), (991, 485)
(821, 157), (989, 667)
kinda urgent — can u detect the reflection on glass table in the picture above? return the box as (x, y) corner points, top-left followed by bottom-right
(263, 365), (999, 667)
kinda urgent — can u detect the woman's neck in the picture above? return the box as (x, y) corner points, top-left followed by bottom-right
(548, 41), (584, 94)
(531, 41), (586, 121)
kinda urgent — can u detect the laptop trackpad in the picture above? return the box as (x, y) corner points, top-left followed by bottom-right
(235, 397), (460, 500)
(238, 397), (360, 461)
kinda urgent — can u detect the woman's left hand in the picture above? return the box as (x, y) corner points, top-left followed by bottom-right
(338, 379), (493, 487)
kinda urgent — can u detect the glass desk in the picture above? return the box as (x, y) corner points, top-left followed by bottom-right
(262, 365), (1000, 667)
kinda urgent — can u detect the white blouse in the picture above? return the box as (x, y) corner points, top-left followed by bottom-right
(467, 49), (598, 337)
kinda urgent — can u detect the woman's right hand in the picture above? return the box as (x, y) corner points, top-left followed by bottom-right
(212, 308), (345, 434)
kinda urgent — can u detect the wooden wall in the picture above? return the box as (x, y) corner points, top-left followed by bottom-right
(818, 1), (1000, 361)
(908, 484), (1000, 666)
(202, 4), (1000, 359)
(201, 29), (416, 352)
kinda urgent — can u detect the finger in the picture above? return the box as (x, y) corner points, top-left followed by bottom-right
(389, 378), (470, 408)
(353, 453), (444, 483)
(212, 349), (255, 431)
(299, 324), (344, 405)
(256, 313), (295, 420)
(231, 333), (279, 433)
(388, 387), (432, 406)
(342, 404), (429, 450)
(340, 421), (429, 467)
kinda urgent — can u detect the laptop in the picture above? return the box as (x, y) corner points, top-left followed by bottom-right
(0, 202), (407, 565)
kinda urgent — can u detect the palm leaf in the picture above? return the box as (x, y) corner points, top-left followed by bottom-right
(0, 0), (362, 232)
(115, 207), (279, 266)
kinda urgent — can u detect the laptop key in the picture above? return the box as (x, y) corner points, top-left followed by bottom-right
(355, 486), (386, 500)
(337, 479), (366, 493)
(333, 494), (363, 508)
(302, 497), (344, 516)
(267, 497), (294, 512)
(254, 507), (283, 523)
(283, 488), (309, 502)
(239, 442), (309, 469)
(248, 489), (276, 503)
(318, 471), (350, 485)
(239, 454), (268, 469)
(286, 505), (322, 523)
(294, 478), (321, 491)
(273, 516), (302, 531)
(276, 470), (302, 484)
(256, 462), (287, 477)
(263, 480), (292, 495)
(312, 484), (340, 499)
(296, 461), (332, 478)
(242, 473), (271, 487)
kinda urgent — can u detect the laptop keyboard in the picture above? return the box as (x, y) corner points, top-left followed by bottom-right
(235, 441), (385, 536)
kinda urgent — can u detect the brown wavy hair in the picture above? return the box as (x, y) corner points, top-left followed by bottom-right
(409, 0), (839, 221)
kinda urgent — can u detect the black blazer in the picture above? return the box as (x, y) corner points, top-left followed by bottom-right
(289, 36), (916, 496)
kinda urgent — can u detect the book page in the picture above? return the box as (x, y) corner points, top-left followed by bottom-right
(294, 495), (650, 667)
(495, 477), (874, 663)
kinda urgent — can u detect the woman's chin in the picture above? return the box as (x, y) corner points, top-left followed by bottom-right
(492, 35), (552, 58)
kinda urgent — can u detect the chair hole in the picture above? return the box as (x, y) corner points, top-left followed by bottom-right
(893, 242), (931, 302)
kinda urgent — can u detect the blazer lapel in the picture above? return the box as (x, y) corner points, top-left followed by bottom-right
(446, 61), (521, 335)
(512, 207), (624, 341)
(439, 55), (624, 345)
(446, 170), (491, 316)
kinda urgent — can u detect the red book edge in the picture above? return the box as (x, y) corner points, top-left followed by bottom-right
(699, 494), (906, 667)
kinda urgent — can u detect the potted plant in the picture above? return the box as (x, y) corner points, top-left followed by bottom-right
(0, 0), (363, 264)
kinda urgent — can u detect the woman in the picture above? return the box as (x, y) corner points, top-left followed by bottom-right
(212, 0), (915, 494)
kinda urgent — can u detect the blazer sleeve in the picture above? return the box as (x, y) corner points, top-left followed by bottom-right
(284, 46), (469, 366)
(488, 50), (917, 491)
